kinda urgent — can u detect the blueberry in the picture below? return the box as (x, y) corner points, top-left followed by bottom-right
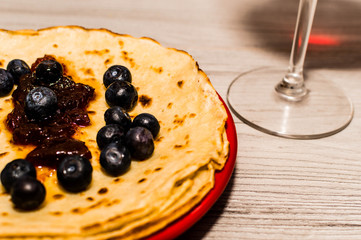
(103, 65), (132, 87)
(35, 59), (63, 84)
(57, 155), (92, 193)
(104, 106), (132, 131)
(105, 81), (138, 111)
(133, 113), (160, 138)
(6, 59), (31, 85)
(1, 159), (37, 192)
(100, 142), (131, 176)
(11, 176), (46, 210)
(25, 86), (58, 121)
(0, 69), (14, 97)
(125, 127), (154, 160)
(96, 124), (126, 150)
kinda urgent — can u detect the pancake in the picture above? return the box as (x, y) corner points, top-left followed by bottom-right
(0, 26), (229, 239)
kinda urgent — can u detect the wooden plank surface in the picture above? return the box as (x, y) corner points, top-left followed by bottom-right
(2, 0), (361, 239)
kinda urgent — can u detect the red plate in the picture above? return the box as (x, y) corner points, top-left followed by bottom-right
(146, 94), (238, 240)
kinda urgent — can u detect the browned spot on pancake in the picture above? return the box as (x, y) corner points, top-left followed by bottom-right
(0, 60), (4, 67)
(175, 179), (184, 187)
(160, 156), (168, 159)
(174, 139), (189, 149)
(82, 223), (101, 231)
(189, 113), (196, 118)
(73, 199), (110, 215)
(87, 110), (96, 115)
(139, 95), (152, 107)
(154, 167), (162, 172)
(118, 40), (124, 48)
(173, 115), (187, 125)
(106, 199), (120, 207)
(0, 152), (8, 158)
(1, 212), (8, 216)
(144, 169), (152, 175)
(121, 51), (136, 68)
(84, 49), (110, 55)
(83, 68), (94, 76)
(5, 99), (10, 103)
(129, 60), (135, 68)
(185, 135), (189, 140)
(155, 136), (164, 143)
(89, 200), (108, 210)
(113, 177), (123, 183)
(53, 194), (64, 200)
(177, 80), (184, 88)
(151, 66), (163, 74)
(0, 108), (3, 111)
(138, 178), (146, 183)
(17, 147), (23, 151)
(49, 211), (62, 216)
(86, 197), (94, 202)
(186, 150), (193, 154)
(71, 208), (81, 214)
(104, 58), (112, 65)
(53, 44), (58, 48)
(167, 103), (173, 109)
(98, 187), (108, 194)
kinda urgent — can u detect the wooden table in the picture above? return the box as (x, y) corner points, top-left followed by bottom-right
(2, 0), (361, 239)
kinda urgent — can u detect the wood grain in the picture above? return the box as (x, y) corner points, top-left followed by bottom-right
(2, 0), (361, 239)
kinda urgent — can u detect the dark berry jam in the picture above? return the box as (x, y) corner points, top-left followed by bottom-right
(26, 138), (92, 169)
(6, 56), (95, 168)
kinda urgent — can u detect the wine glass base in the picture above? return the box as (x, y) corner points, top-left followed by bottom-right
(227, 67), (354, 139)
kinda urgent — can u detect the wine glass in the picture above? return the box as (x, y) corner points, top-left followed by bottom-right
(227, 0), (353, 139)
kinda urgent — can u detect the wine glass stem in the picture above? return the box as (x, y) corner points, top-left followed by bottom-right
(275, 0), (318, 101)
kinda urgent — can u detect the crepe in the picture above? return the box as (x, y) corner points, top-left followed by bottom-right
(0, 26), (229, 239)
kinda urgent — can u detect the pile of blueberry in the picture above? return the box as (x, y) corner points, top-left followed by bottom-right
(0, 155), (92, 210)
(0, 61), (160, 210)
(0, 59), (94, 210)
(98, 65), (160, 176)
(0, 60), (47, 210)
(1, 159), (45, 210)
